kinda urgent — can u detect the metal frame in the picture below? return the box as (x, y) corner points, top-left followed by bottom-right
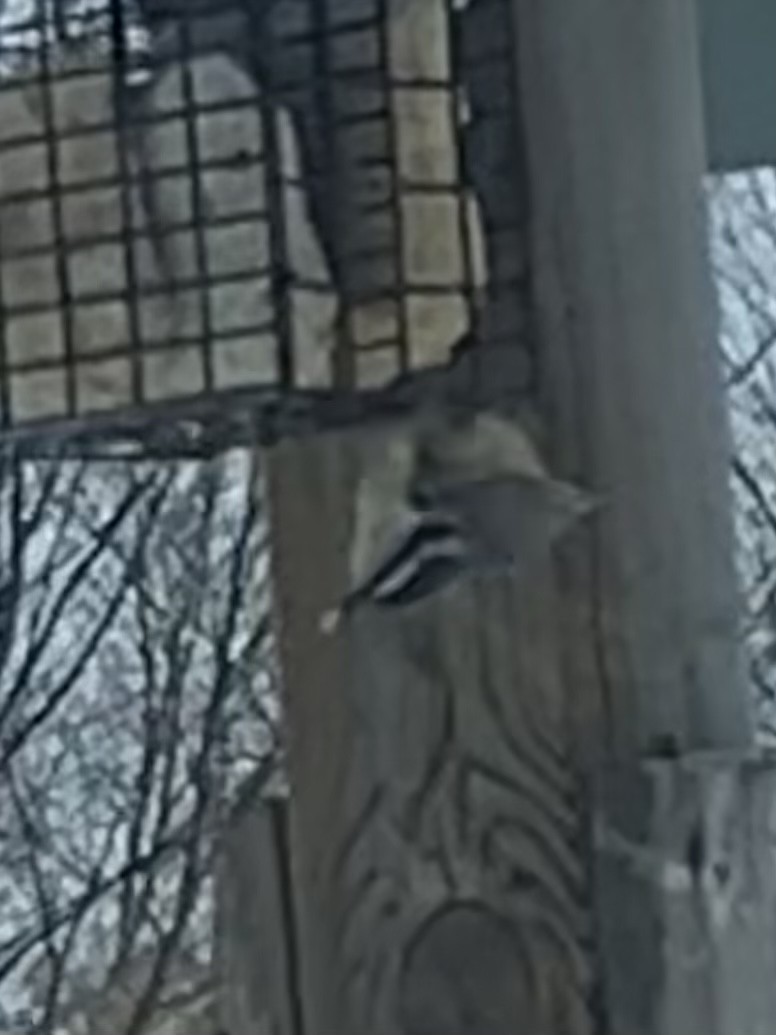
(0, 0), (526, 458)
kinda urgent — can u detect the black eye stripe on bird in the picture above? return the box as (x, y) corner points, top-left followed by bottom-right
(320, 511), (473, 633)
(370, 512), (463, 579)
(370, 529), (470, 603)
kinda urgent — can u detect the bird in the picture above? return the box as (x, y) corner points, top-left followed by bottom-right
(319, 408), (598, 634)
(320, 507), (485, 633)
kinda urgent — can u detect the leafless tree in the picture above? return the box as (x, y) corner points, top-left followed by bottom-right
(0, 446), (279, 1034)
(708, 168), (776, 741)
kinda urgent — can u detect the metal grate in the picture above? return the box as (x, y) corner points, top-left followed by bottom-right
(0, 0), (531, 454)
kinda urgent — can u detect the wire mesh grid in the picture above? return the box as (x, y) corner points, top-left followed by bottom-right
(0, 0), (531, 454)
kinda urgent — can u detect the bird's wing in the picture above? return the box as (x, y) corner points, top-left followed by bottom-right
(429, 475), (596, 568)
